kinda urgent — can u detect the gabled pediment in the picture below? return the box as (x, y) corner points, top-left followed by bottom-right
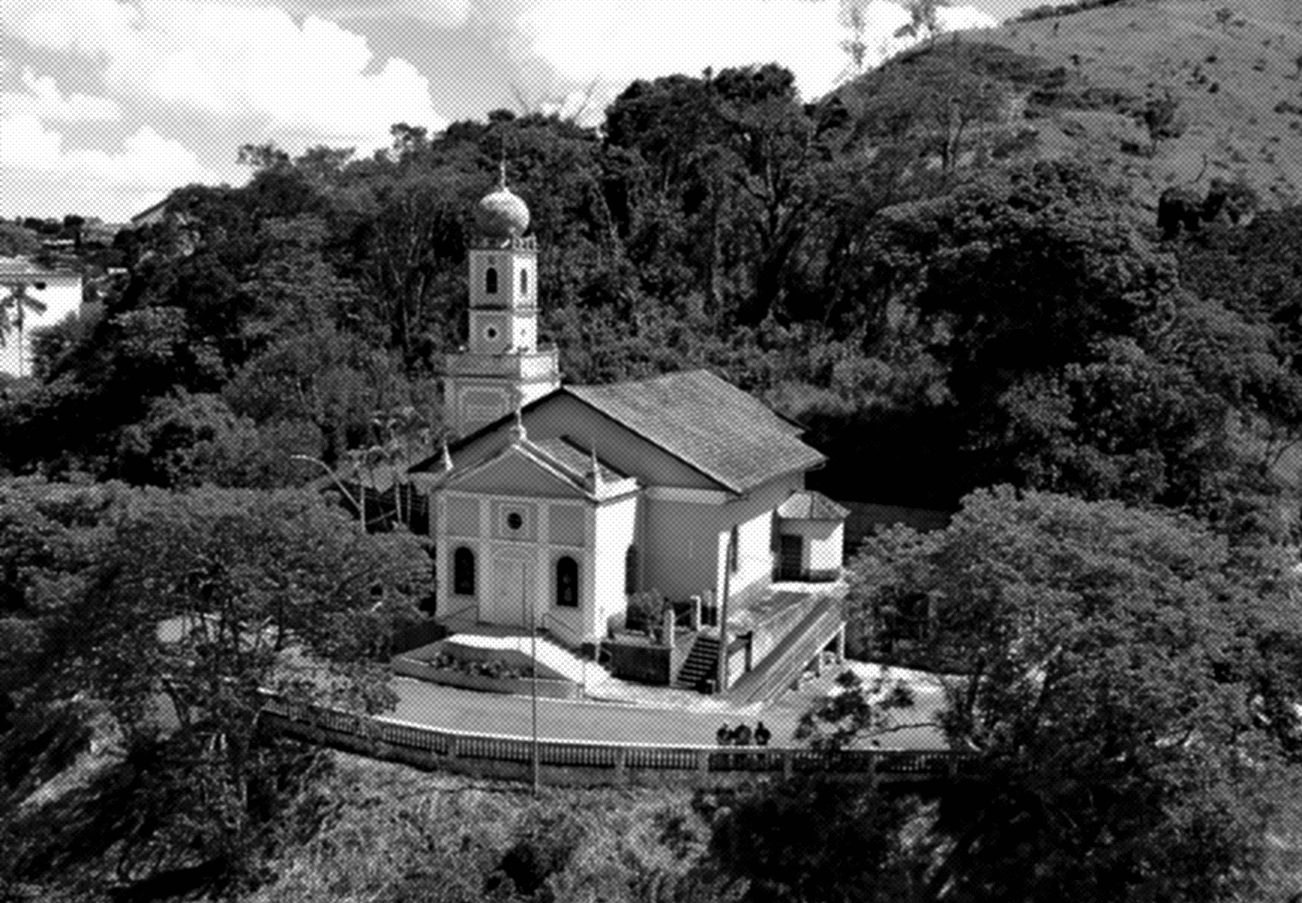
(442, 444), (590, 499)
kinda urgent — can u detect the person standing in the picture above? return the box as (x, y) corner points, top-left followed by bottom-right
(754, 721), (772, 747)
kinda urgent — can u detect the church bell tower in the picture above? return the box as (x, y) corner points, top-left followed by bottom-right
(444, 165), (560, 437)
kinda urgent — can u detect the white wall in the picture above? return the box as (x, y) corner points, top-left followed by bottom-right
(0, 272), (81, 377)
(591, 494), (638, 637)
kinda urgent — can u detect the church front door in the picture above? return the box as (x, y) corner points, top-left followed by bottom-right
(490, 556), (534, 629)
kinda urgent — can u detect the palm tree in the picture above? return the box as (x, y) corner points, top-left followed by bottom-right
(0, 281), (48, 378)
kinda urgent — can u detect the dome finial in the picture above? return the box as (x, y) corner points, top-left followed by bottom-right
(475, 158), (530, 239)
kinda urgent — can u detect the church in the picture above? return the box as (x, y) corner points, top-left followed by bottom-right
(407, 170), (846, 689)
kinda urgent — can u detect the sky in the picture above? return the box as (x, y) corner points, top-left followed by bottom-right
(0, 0), (1042, 223)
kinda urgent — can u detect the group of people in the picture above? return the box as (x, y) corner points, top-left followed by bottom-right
(715, 720), (772, 747)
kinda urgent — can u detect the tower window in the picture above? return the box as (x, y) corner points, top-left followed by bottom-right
(453, 546), (476, 596)
(556, 556), (579, 608)
(485, 267), (498, 294)
(520, 268), (529, 296)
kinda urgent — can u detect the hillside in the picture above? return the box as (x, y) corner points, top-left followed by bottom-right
(940, 0), (1302, 211)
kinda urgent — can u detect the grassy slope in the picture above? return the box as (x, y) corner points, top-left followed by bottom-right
(951, 0), (1302, 211)
(245, 754), (710, 903)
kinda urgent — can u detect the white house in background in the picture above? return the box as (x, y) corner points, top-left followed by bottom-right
(0, 257), (82, 378)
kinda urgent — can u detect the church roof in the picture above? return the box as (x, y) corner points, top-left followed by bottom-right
(565, 369), (824, 494)
(414, 370), (825, 494)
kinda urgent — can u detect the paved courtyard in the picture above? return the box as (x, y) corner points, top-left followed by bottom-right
(385, 660), (948, 750)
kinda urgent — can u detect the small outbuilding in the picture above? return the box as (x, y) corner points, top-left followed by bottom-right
(774, 491), (848, 582)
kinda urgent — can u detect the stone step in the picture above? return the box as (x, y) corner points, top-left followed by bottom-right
(674, 636), (721, 690)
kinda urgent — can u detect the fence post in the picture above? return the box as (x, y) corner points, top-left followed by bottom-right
(782, 749), (794, 780)
(697, 749), (710, 775)
(447, 734), (459, 760)
(615, 745), (628, 783)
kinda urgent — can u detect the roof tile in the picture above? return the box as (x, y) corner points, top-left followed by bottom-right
(566, 370), (824, 493)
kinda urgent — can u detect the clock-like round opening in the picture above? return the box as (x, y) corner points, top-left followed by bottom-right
(484, 325), (499, 341)
(506, 512), (524, 531)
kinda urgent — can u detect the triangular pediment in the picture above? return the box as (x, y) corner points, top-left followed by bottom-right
(443, 445), (589, 499)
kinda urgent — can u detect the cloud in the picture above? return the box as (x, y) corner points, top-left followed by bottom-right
(285, 0), (472, 28)
(0, 114), (219, 219)
(1, 0), (448, 151)
(1, 68), (123, 122)
(496, 0), (996, 102)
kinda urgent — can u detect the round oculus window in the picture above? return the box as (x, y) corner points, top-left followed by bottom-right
(506, 512), (524, 531)
(484, 325), (499, 341)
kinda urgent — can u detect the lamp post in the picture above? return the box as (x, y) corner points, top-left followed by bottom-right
(289, 454), (364, 527)
(529, 568), (540, 795)
(716, 529), (734, 694)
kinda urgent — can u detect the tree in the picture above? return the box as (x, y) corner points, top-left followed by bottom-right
(837, 487), (1292, 902)
(0, 222), (42, 258)
(3, 486), (432, 896)
(894, 0), (950, 46)
(847, 46), (1009, 183)
(0, 281), (49, 377)
(707, 777), (923, 903)
(837, 0), (875, 82)
(1142, 92), (1185, 156)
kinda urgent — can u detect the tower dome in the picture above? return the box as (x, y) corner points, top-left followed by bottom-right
(474, 164), (530, 239)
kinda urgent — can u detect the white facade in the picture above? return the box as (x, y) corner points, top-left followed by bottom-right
(430, 437), (641, 644)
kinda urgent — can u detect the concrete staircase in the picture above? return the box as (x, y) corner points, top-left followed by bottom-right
(674, 635), (720, 691)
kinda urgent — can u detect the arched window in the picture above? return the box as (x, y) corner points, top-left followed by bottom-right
(485, 266), (498, 294)
(624, 546), (639, 595)
(520, 268), (529, 296)
(555, 556), (579, 608)
(728, 526), (740, 574)
(453, 546), (476, 596)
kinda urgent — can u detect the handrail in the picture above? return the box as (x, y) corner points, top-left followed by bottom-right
(257, 692), (970, 782)
(727, 598), (843, 706)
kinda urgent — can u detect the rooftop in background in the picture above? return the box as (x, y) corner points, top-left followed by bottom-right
(129, 198), (170, 228)
(0, 256), (80, 280)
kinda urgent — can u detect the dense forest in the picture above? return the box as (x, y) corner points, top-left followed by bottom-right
(5, 43), (1302, 528)
(7, 19), (1302, 902)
